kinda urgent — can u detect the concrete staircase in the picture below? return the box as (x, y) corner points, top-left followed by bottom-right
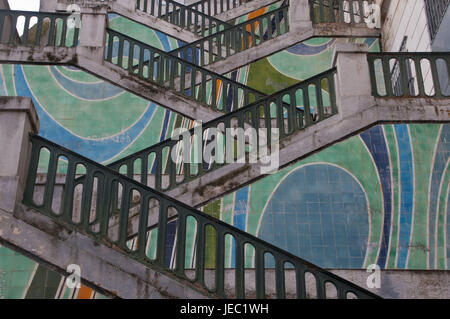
(0, 0), (382, 121)
(42, 0), (381, 74)
(0, 96), (380, 299)
(105, 45), (450, 208)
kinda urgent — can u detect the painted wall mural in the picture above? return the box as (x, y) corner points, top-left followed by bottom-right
(0, 6), (449, 298)
(199, 123), (450, 271)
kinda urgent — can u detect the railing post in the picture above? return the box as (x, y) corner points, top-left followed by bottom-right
(289, 0), (313, 31)
(332, 42), (375, 119)
(0, 97), (39, 214)
(77, 8), (108, 64)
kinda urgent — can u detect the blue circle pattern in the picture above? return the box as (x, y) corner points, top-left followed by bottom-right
(259, 164), (369, 268)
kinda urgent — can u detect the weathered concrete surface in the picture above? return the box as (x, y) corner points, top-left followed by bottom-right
(0, 97), (39, 214)
(330, 269), (450, 299)
(0, 204), (209, 299)
(187, 269), (450, 299)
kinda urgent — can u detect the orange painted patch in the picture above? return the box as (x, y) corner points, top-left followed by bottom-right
(76, 285), (93, 299)
(242, 7), (267, 49)
(216, 78), (222, 103)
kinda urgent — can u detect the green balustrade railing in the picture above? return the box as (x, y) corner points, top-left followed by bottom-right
(168, 4), (289, 67)
(0, 9), (79, 47)
(107, 68), (338, 192)
(309, 0), (375, 24)
(136, 0), (231, 37)
(187, 0), (255, 17)
(23, 133), (379, 299)
(105, 28), (266, 113)
(368, 52), (450, 98)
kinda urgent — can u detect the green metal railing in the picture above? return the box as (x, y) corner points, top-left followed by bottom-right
(0, 10), (79, 47)
(107, 68), (338, 192)
(309, 0), (375, 24)
(187, 0), (254, 16)
(368, 52), (450, 98)
(168, 4), (289, 68)
(105, 28), (266, 113)
(136, 0), (231, 37)
(23, 134), (379, 299)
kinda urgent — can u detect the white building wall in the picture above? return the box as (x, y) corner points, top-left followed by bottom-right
(381, 0), (436, 95)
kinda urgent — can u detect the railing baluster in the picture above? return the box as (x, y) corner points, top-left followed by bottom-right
(62, 159), (77, 224)
(8, 14), (17, 44)
(195, 220), (206, 285)
(80, 168), (94, 229)
(295, 264), (306, 299)
(99, 175), (113, 238)
(23, 140), (41, 207)
(174, 211), (186, 277)
(22, 15), (30, 45)
(275, 257), (286, 299)
(155, 200), (168, 267)
(117, 184), (131, 248)
(413, 56), (426, 96)
(429, 57), (443, 97)
(215, 228), (225, 297)
(234, 237), (245, 298)
(136, 194), (149, 258)
(42, 151), (58, 213)
(315, 272), (326, 299)
(255, 247), (265, 299)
